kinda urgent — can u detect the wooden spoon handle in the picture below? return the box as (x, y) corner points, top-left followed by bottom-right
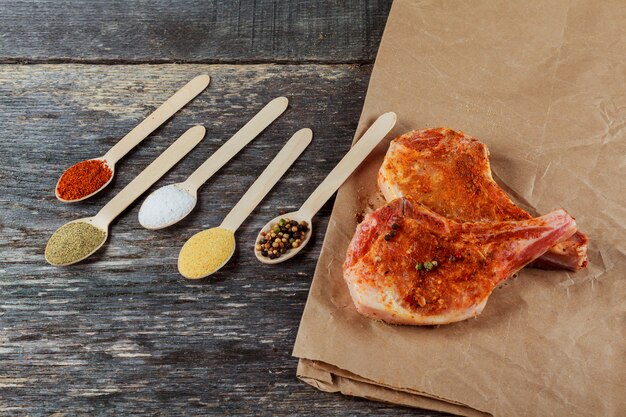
(95, 126), (205, 225)
(183, 96), (289, 190)
(299, 112), (397, 218)
(103, 74), (210, 165)
(220, 128), (312, 231)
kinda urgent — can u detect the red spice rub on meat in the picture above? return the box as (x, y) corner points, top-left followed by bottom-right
(378, 127), (588, 271)
(343, 198), (577, 325)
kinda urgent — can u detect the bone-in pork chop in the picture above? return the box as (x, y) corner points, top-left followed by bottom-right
(378, 128), (588, 271)
(343, 198), (577, 325)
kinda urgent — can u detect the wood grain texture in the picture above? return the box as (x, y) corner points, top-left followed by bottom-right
(0, 64), (450, 416)
(0, 0), (392, 63)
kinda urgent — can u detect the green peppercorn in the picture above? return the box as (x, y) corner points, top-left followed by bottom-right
(415, 262), (423, 270)
(424, 261), (433, 271)
(278, 219), (286, 226)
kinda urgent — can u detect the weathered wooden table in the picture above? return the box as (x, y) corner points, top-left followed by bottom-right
(0, 2), (449, 415)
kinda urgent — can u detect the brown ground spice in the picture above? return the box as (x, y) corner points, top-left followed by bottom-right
(45, 221), (106, 265)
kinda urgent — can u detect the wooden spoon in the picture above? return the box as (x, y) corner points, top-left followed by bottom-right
(45, 126), (206, 266)
(254, 112), (397, 264)
(138, 96), (289, 230)
(178, 128), (313, 279)
(55, 74), (210, 203)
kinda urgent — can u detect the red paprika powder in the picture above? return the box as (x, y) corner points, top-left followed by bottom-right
(56, 159), (113, 201)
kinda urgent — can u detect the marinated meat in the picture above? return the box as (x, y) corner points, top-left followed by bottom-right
(378, 128), (588, 271)
(343, 198), (577, 325)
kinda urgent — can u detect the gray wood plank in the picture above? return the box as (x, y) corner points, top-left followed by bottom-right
(0, 0), (392, 64)
(0, 64), (449, 416)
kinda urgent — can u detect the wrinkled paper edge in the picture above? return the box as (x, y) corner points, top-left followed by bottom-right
(297, 359), (491, 417)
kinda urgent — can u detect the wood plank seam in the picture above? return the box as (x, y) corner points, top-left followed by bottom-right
(0, 58), (377, 65)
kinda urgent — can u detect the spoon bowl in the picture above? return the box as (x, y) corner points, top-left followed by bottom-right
(178, 226), (236, 279)
(45, 217), (109, 266)
(254, 211), (313, 264)
(138, 183), (198, 230)
(55, 157), (115, 203)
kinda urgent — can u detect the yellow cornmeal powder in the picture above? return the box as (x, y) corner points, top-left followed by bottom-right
(178, 227), (235, 279)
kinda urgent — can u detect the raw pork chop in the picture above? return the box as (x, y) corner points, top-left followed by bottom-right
(343, 198), (577, 325)
(378, 128), (588, 271)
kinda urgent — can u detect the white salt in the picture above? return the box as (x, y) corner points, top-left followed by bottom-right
(138, 184), (196, 229)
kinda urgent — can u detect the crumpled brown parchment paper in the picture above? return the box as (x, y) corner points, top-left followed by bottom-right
(293, 0), (626, 415)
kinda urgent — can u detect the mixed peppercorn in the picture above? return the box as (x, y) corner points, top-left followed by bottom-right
(377, 219), (467, 278)
(384, 222), (399, 241)
(257, 218), (309, 259)
(415, 260), (438, 271)
(415, 252), (463, 273)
